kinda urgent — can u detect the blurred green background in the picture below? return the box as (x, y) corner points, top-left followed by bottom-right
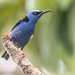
(0, 0), (75, 75)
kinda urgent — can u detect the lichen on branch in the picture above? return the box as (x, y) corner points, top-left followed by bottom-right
(1, 36), (44, 75)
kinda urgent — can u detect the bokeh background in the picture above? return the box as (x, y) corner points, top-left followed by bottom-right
(0, 0), (75, 75)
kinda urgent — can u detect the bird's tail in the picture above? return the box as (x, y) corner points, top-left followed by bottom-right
(1, 51), (9, 60)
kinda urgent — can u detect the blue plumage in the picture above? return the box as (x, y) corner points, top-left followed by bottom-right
(9, 10), (51, 49)
(9, 21), (34, 49)
(2, 10), (51, 60)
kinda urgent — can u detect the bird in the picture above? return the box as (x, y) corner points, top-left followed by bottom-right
(1, 10), (51, 60)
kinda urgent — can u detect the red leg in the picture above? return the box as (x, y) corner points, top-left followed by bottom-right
(21, 50), (25, 56)
(4, 34), (11, 41)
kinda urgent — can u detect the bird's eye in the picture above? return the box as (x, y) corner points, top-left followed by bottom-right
(32, 12), (42, 15)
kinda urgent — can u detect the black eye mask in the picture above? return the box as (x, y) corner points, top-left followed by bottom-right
(32, 11), (42, 15)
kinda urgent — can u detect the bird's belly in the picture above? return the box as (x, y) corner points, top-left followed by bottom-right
(9, 30), (32, 49)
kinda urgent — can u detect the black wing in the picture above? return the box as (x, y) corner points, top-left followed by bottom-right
(11, 19), (23, 31)
(11, 16), (29, 31)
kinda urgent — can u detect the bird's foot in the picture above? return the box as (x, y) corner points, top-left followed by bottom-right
(21, 50), (25, 56)
(4, 34), (11, 41)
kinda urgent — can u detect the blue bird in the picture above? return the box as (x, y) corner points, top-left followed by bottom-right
(1, 10), (51, 60)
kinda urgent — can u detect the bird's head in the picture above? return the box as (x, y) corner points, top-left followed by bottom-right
(26, 10), (51, 24)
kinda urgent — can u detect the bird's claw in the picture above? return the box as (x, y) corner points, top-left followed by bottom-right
(4, 34), (11, 41)
(21, 50), (25, 56)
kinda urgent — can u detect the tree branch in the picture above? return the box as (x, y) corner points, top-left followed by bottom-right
(1, 36), (44, 75)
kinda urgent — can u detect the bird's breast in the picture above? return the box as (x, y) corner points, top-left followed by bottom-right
(9, 24), (35, 48)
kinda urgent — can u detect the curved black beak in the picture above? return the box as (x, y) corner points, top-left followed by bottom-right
(40, 10), (51, 15)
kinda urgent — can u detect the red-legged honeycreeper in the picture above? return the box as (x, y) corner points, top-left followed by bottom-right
(1, 10), (51, 60)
